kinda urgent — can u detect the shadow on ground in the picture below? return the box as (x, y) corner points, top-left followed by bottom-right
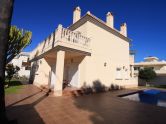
(72, 81), (166, 124)
(6, 83), (166, 124)
(6, 89), (49, 124)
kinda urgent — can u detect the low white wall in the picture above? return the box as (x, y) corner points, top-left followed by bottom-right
(139, 75), (166, 86)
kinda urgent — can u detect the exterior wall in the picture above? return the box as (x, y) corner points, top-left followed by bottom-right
(30, 17), (138, 90)
(50, 64), (56, 89)
(30, 54), (85, 88)
(73, 21), (137, 88)
(32, 58), (51, 87)
(73, 23), (88, 88)
(11, 55), (30, 78)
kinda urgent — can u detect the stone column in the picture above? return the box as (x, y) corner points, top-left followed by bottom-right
(57, 24), (62, 40)
(54, 50), (65, 96)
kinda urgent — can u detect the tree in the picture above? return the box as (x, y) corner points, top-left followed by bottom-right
(6, 25), (32, 64)
(6, 64), (20, 85)
(139, 68), (157, 84)
(0, 0), (14, 123)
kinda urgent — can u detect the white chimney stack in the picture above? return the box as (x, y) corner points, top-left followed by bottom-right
(73, 6), (81, 24)
(120, 23), (127, 37)
(106, 12), (114, 28)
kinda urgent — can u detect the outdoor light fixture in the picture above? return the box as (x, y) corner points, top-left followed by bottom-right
(104, 62), (107, 67)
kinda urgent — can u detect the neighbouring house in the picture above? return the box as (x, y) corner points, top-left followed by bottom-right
(10, 52), (31, 78)
(29, 7), (138, 96)
(134, 56), (166, 85)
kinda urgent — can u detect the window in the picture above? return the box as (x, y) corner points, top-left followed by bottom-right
(124, 69), (129, 79)
(134, 67), (140, 70)
(22, 61), (31, 67)
(116, 68), (122, 80)
(22, 61), (31, 70)
(25, 66), (31, 70)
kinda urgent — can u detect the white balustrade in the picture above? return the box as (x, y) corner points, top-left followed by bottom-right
(30, 25), (90, 60)
(60, 27), (90, 47)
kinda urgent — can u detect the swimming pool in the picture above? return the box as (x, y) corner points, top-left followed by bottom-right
(121, 89), (166, 108)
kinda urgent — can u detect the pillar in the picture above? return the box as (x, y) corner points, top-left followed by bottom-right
(54, 50), (65, 96)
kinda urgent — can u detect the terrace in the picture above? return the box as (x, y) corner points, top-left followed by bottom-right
(29, 24), (91, 61)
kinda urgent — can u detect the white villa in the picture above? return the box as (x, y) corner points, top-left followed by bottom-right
(10, 52), (31, 78)
(134, 56), (166, 85)
(29, 7), (138, 96)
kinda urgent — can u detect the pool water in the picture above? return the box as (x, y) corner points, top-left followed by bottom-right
(122, 89), (166, 108)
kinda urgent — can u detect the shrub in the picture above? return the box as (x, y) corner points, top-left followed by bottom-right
(6, 64), (20, 84)
(139, 68), (157, 83)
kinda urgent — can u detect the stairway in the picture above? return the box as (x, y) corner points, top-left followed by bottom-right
(39, 85), (85, 97)
(62, 86), (88, 97)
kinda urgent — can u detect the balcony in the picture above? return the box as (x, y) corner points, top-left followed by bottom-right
(29, 24), (91, 61)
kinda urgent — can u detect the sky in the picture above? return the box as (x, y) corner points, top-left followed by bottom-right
(11, 0), (166, 62)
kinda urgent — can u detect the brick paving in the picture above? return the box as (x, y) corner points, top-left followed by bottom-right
(5, 84), (166, 124)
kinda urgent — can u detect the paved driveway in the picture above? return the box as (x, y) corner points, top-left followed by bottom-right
(6, 85), (166, 124)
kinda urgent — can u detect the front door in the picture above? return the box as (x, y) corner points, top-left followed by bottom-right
(68, 63), (79, 87)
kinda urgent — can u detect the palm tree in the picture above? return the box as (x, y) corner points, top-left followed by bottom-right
(0, 0), (14, 122)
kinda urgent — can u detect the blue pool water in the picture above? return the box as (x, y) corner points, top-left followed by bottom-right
(122, 89), (166, 108)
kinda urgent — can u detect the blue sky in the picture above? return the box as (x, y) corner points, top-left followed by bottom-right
(11, 0), (166, 62)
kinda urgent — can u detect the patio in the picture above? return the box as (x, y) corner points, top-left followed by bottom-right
(6, 84), (166, 124)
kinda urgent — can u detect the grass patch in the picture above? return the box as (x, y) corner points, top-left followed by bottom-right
(5, 80), (23, 94)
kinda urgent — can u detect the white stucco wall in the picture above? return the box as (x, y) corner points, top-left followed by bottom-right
(73, 21), (137, 88)
(32, 58), (51, 87)
(11, 54), (30, 78)
(30, 17), (138, 90)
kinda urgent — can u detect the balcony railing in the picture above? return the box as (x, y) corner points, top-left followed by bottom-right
(30, 24), (91, 60)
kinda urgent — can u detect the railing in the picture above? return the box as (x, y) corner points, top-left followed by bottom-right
(29, 24), (91, 60)
(61, 27), (90, 47)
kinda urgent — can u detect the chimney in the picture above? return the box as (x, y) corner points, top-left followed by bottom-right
(73, 6), (81, 24)
(106, 12), (114, 28)
(120, 23), (127, 37)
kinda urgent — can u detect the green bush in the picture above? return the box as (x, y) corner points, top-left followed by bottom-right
(6, 64), (20, 84)
(139, 68), (157, 82)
